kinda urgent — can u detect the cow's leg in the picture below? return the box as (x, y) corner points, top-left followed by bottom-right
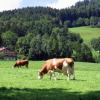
(48, 70), (52, 80)
(67, 66), (75, 80)
(55, 72), (60, 80)
(17, 65), (19, 68)
(69, 66), (75, 80)
(72, 74), (75, 80)
(49, 70), (54, 80)
(66, 66), (71, 80)
(48, 70), (57, 80)
(26, 64), (28, 68)
(53, 72), (57, 80)
(62, 61), (70, 80)
(68, 73), (75, 80)
(67, 71), (74, 80)
(67, 73), (70, 80)
(70, 70), (75, 80)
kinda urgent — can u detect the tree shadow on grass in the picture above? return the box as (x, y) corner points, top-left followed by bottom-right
(0, 87), (100, 100)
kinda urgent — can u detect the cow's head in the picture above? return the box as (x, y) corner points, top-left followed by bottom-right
(38, 71), (43, 80)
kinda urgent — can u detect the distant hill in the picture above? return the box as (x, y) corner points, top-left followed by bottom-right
(69, 26), (100, 43)
(0, 0), (99, 61)
(0, 0), (99, 36)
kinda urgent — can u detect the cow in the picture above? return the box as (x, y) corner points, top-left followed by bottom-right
(13, 59), (29, 68)
(38, 58), (75, 80)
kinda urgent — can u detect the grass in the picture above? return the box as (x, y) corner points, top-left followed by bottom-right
(0, 61), (100, 100)
(69, 26), (100, 44)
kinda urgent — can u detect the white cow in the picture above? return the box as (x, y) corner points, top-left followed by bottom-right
(38, 58), (75, 80)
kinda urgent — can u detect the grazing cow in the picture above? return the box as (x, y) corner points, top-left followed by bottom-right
(38, 58), (75, 80)
(13, 59), (29, 68)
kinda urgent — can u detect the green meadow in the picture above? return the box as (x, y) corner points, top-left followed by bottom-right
(69, 26), (100, 43)
(0, 61), (100, 100)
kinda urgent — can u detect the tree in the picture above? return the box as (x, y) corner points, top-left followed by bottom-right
(56, 28), (73, 57)
(41, 33), (50, 59)
(1, 31), (18, 50)
(96, 21), (100, 28)
(76, 17), (85, 26)
(73, 43), (94, 62)
(0, 35), (2, 46)
(84, 18), (90, 26)
(46, 33), (59, 58)
(80, 43), (94, 62)
(29, 35), (43, 59)
(91, 37), (100, 52)
(63, 20), (71, 27)
(90, 16), (97, 27)
(16, 36), (30, 57)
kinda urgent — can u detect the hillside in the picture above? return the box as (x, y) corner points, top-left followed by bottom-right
(69, 26), (100, 43)
(0, 0), (100, 62)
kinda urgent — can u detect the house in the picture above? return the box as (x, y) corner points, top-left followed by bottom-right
(0, 47), (17, 60)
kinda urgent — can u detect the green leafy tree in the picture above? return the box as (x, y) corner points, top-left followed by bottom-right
(91, 37), (100, 52)
(41, 33), (50, 58)
(29, 35), (42, 59)
(63, 20), (71, 27)
(84, 18), (90, 26)
(46, 33), (59, 58)
(76, 17), (85, 26)
(96, 21), (100, 28)
(80, 44), (94, 62)
(16, 36), (29, 57)
(73, 43), (94, 62)
(56, 28), (73, 57)
(1, 31), (18, 50)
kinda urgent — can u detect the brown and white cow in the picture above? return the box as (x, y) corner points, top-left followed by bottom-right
(38, 58), (75, 80)
(13, 59), (29, 68)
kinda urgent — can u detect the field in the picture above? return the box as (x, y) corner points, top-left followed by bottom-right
(0, 61), (100, 100)
(69, 26), (100, 43)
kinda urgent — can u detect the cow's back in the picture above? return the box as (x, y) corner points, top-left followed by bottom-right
(14, 59), (28, 67)
(45, 59), (54, 70)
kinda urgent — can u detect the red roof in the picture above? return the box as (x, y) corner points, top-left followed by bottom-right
(0, 47), (6, 51)
(0, 47), (17, 56)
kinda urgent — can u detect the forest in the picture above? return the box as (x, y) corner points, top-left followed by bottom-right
(0, 0), (100, 62)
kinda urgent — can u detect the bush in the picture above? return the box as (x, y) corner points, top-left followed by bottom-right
(94, 54), (100, 63)
(0, 52), (4, 59)
(91, 37), (100, 52)
(73, 43), (94, 62)
(93, 50), (100, 63)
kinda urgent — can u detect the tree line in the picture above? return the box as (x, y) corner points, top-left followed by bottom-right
(0, 27), (95, 62)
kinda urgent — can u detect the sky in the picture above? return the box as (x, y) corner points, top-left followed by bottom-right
(0, 0), (83, 12)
